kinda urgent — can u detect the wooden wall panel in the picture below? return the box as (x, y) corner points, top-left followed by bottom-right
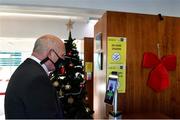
(84, 37), (94, 111)
(165, 17), (180, 118)
(94, 11), (180, 118)
(107, 11), (162, 114)
(94, 13), (107, 119)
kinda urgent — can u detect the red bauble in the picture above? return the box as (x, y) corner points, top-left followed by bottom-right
(67, 51), (72, 56)
(59, 66), (65, 74)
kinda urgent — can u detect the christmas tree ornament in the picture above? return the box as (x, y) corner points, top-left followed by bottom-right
(73, 43), (76, 47)
(80, 82), (85, 88)
(67, 51), (72, 56)
(85, 96), (88, 101)
(59, 89), (63, 96)
(69, 63), (74, 69)
(80, 84), (84, 88)
(75, 72), (81, 78)
(65, 83), (71, 90)
(81, 74), (84, 79)
(53, 81), (59, 87)
(69, 63), (74, 67)
(59, 76), (66, 79)
(50, 74), (55, 81)
(59, 66), (65, 74)
(85, 107), (91, 112)
(68, 96), (74, 104)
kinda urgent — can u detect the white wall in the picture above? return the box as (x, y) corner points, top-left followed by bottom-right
(0, 17), (94, 39)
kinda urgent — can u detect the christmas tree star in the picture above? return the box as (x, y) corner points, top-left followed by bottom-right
(66, 19), (74, 32)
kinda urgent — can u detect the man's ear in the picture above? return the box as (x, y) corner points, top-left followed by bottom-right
(48, 49), (56, 60)
(46, 49), (52, 58)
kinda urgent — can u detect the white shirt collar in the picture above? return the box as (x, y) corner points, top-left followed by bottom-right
(29, 56), (49, 76)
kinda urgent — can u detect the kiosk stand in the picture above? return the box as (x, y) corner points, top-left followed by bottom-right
(109, 89), (122, 119)
(108, 72), (122, 120)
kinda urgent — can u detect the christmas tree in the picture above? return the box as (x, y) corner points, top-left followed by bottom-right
(49, 20), (93, 119)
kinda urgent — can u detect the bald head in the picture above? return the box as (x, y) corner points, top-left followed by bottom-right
(32, 34), (65, 72)
(33, 34), (64, 54)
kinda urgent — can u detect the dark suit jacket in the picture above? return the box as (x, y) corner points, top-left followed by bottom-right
(5, 58), (63, 119)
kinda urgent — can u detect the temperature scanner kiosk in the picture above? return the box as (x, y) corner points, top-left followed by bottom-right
(104, 72), (121, 119)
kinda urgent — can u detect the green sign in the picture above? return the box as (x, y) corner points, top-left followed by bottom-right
(0, 52), (21, 66)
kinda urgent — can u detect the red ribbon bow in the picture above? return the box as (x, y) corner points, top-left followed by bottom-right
(142, 52), (176, 92)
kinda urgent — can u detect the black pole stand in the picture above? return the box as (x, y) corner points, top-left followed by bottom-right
(109, 82), (122, 119)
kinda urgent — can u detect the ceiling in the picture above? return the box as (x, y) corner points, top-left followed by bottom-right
(0, 1), (105, 22)
(0, 0), (180, 21)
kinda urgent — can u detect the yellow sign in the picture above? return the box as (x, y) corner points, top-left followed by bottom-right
(85, 62), (92, 72)
(107, 37), (126, 93)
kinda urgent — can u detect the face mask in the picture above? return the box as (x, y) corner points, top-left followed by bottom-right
(40, 50), (65, 71)
(53, 57), (65, 70)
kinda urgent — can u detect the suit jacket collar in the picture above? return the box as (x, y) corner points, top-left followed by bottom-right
(29, 56), (49, 75)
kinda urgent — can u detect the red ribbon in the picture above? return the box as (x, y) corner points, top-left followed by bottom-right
(142, 52), (176, 92)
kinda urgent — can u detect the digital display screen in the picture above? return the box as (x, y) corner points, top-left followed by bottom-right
(104, 77), (118, 105)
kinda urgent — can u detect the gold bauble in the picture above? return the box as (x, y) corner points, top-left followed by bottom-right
(53, 81), (59, 87)
(86, 107), (90, 112)
(68, 96), (74, 104)
(65, 84), (71, 90)
(59, 89), (63, 96)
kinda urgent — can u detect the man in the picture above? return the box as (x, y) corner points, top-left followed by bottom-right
(5, 34), (65, 119)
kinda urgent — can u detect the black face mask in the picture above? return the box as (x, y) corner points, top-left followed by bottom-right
(53, 57), (65, 70)
(40, 50), (65, 70)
